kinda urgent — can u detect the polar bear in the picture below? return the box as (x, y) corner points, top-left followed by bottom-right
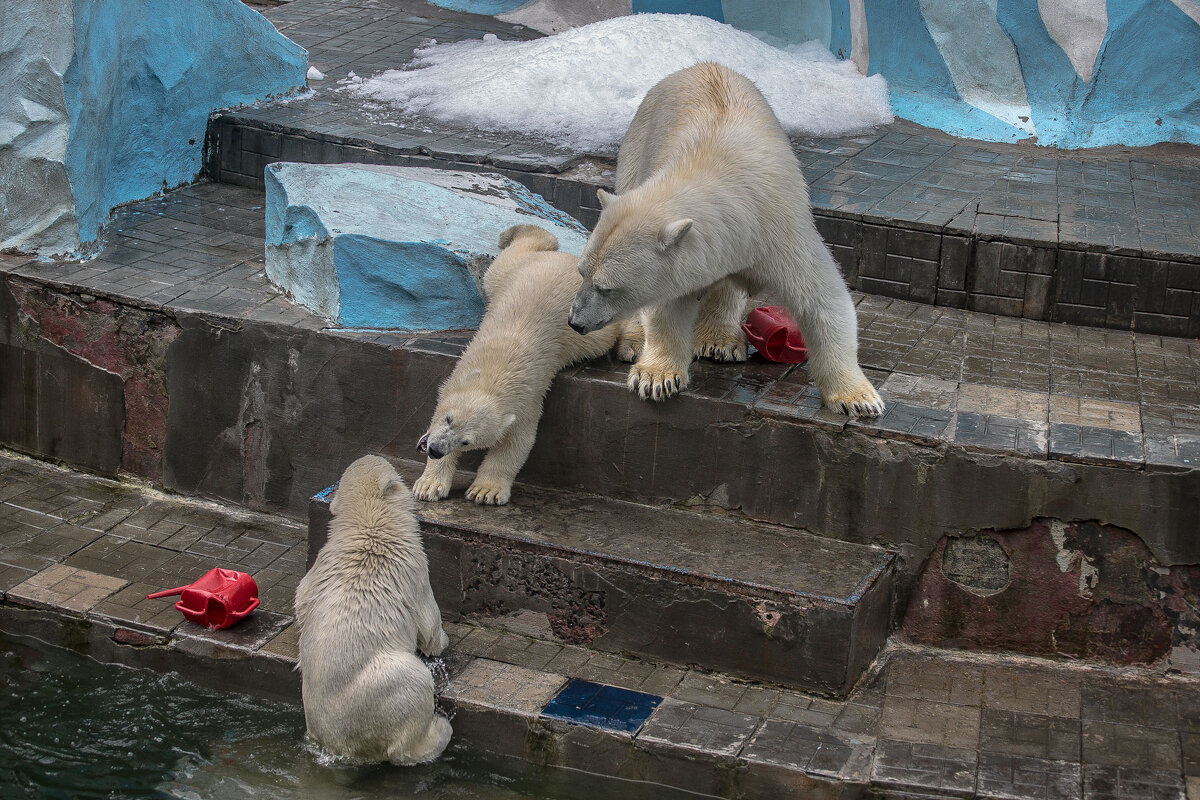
(414, 224), (641, 506)
(294, 455), (452, 765)
(567, 62), (884, 417)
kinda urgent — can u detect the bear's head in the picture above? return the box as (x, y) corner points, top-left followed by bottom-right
(417, 386), (516, 460)
(330, 454), (413, 518)
(569, 188), (694, 335)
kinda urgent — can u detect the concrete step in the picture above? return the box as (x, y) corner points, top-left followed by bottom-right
(307, 460), (896, 696)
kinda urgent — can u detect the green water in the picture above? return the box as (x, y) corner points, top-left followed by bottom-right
(0, 631), (700, 800)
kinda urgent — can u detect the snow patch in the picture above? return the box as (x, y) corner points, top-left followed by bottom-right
(344, 13), (892, 153)
(307, 66), (325, 81)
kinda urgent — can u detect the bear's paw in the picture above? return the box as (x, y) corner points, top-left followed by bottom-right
(413, 473), (452, 502)
(466, 479), (512, 506)
(825, 380), (885, 418)
(628, 362), (688, 401)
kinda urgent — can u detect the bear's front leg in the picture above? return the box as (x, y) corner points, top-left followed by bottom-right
(466, 414), (539, 505)
(413, 452), (460, 501)
(628, 295), (700, 401)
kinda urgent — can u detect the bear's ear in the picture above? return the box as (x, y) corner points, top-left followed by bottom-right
(500, 413), (517, 432)
(379, 473), (404, 496)
(659, 219), (694, 250)
(597, 188), (615, 208)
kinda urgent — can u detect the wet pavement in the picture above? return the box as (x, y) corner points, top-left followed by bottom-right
(2, 448), (1199, 799)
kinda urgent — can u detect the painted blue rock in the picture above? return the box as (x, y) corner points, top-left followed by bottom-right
(263, 163), (589, 331)
(0, 0), (306, 256)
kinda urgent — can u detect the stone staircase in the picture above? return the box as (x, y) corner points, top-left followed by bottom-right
(2, 0), (1198, 713)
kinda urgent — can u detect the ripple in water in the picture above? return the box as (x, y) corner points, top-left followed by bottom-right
(0, 632), (706, 800)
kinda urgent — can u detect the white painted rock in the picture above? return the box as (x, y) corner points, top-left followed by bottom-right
(264, 162), (589, 330)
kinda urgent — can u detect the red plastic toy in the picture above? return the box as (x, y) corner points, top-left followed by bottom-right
(741, 306), (808, 363)
(146, 568), (259, 630)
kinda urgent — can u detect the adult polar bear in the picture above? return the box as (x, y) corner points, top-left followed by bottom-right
(568, 62), (884, 417)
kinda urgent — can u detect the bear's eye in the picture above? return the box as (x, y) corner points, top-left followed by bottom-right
(445, 414), (453, 424)
(461, 438), (469, 446)
(595, 285), (612, 295)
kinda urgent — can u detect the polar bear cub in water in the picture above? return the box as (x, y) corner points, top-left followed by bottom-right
(568, 62), (884, 417)
(294, 455), (451, 764)
(414, 224), (640, 506)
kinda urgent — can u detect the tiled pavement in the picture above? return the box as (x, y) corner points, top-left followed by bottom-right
(203, 0), (1200, 336)
(3, 448), (1200, 798)
(3, 180), (1198, 471)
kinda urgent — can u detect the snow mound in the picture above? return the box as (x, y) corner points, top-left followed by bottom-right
(345, 13), (893, 153)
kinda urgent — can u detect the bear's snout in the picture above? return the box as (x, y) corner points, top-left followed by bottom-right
(568, 316), (589, 335)
(427, 444), (445, 459)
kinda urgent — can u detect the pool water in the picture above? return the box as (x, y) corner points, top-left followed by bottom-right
(0, 631), (703, 800)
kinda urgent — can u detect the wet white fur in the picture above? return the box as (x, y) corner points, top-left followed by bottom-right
(569, 62), (884, 416)
(414, 225), (640, 505)
(294, 455), (451, 764)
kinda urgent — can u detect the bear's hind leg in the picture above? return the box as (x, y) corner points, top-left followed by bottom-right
(693, 278), (748, 362)
(389, 714), (453, 765)
(628, 296), (700, 401)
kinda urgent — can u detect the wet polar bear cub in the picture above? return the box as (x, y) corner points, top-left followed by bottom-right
(568, 62), (884, 416)
(414, 224), (639, 506)
(294, 455), (452, 764)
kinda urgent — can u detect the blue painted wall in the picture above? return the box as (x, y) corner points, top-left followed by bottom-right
(62, 0), (307, 244)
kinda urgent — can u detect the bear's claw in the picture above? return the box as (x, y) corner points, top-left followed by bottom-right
(693, 331), (748, 363)
(628, 364), (687, 401)
(412, 475), (451, 502)
(466, 480), (511, 506)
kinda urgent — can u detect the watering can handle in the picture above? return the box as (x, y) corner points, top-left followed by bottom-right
(146, 585), (189, 599)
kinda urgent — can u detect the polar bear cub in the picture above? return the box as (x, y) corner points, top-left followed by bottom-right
(567, 62), (884, 417)
(414, 224), (640, 506)
(294, 455), (452, 764)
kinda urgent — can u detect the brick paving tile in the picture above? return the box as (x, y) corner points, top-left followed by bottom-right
(637, 698), (760, 757)
(872, 738), (978, 797)
(441, 658), (566, 716)
(1081, 720), (1181, 772)
(172, 608), (293, 654)
(1083, 765), (1185, 800)
(90, 580), (184, 634)
(1081, 684), (1179, 729)
(984, 665), (1083, 718)
(260, 621), (301, 662)
(8, 564), (127, 615)
(980, 709), (1082, 762)
(977, 752), (1082, 800)
(741, 719), (857, 777)
(880, 694), (982, 747)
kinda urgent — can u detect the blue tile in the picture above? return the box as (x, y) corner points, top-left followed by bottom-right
(540, 679), (663, 734)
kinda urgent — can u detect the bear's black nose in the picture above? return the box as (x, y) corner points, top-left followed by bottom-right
(427, 445), (444, 459)
(568, 318), (588, 335)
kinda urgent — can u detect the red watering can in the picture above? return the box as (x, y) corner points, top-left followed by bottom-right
(741, 306), (808, 363)
(146, 568), (259, 630)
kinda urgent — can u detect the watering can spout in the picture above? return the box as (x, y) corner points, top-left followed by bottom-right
(145, 584), (189, 599)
